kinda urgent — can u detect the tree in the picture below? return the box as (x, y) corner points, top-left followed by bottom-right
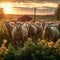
(55, 4), (60, 20)
(17, 15), (32, 22)
(0, 8), (4, 19)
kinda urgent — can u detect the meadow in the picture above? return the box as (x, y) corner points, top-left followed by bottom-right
(0, 16), (60, 60)
(30, 15), (57, 21)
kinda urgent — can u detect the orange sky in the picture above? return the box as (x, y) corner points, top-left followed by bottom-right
(0, 2), (58, 15)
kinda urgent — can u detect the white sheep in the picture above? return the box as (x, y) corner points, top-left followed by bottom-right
(27, 21), (37, 40)
(12, 21), (28, 48)
(43, 22), (59, 42)
(4, 21), (15, 37)
(34, 22), (43, 39)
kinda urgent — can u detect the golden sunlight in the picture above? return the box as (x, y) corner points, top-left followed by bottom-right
(0, 3), (12, 14)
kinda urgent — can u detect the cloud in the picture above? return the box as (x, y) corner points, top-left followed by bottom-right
(12, 7), (34, 14)
(10, 0), (60, 3)
(0, 0), (59, 15)
(12, 2), (58, 8)
(0, 0), (60, 4)
(38, 6), (55, 11)
(12, 6), (56, 15)
(15, 0), (60, 4)
(37, 6), (56, 15)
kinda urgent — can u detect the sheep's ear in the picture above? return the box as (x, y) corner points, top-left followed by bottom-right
(15, 24), (19, 28)
(15, 22), (18, 27)
(15, 25), (17, 28)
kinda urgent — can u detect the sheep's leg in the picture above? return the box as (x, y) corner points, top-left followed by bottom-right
(20, 40), (24, 47)
(18, 39), (24, 48)
(13, 40), (18, 49)
(50, 36), (53, 42)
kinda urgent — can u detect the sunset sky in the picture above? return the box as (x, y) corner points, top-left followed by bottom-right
(0, 0), (60, 15)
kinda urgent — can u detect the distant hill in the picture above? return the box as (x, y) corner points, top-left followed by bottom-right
(4, 14), (56, 21)
(29, 15), (56, 21)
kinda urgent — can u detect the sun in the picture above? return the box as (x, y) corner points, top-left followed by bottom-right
(0, 3), (12, 14)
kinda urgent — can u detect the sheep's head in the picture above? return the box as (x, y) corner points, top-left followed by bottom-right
(44, 22), (51, 31)
(16, 21), (22, 29)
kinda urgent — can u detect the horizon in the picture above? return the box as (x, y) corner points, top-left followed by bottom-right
(5, 13), (55, 16)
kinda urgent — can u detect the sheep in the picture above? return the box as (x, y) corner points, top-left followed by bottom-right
(27, 21), (37, 40)
(56, 23), (60, 38)
(34, 22), (43, 39)
(12, 21), (28, 48)
(43, 22), (59, 42)
(4, 21), (15, 37)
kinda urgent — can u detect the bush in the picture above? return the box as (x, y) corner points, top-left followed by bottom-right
(3, 38), (60, 60)
(4, 43), (15, 60)
(0, 39), (8, 60)
(0, 38), (60, 60)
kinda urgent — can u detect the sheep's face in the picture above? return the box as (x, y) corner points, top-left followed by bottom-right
(16, 22), (22, 30)
(44, 23), (51, 31)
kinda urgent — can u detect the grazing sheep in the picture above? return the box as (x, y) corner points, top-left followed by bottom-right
(56, 23), (60, 38)
(34, 22), (43, 39)
(43, 22), (59, 42)
(12, 21), (28, 48)
(27, 21), (37, 40)
(4, 22), (15, 37)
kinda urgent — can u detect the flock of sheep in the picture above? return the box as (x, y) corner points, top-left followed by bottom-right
(4, 20), (60, 48)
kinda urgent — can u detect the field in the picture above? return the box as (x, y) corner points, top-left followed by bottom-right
(0, 15), (60, 60)
(30, 15), (57, 21)
(5, 14), (57, 22)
